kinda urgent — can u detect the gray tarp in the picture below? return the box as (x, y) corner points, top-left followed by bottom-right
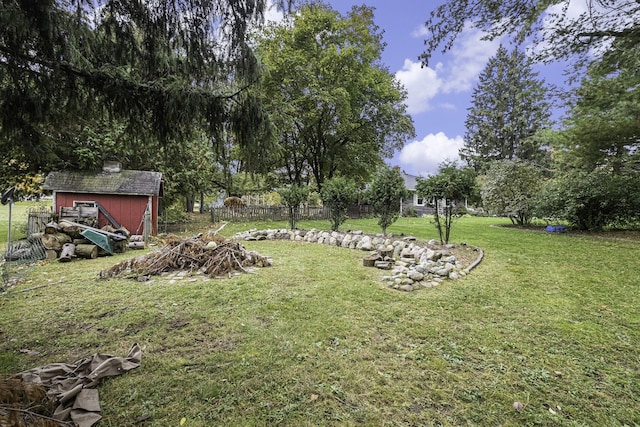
(17, 343), (141, 427)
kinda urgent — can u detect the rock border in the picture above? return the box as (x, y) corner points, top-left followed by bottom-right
(234, 229), (484, 292)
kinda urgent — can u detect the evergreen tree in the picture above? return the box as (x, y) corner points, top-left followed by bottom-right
(553, 48), (640, 174)
(0, 0), (288, 183)
(460, 45), (551, 172)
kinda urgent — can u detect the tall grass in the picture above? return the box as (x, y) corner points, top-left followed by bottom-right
(0, 209), (638, 426)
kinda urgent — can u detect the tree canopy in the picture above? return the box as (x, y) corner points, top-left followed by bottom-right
(255, 2), (415, 190)
(552, 53), (640, 174)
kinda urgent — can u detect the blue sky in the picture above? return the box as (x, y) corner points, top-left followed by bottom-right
(266, 1), (572, 176)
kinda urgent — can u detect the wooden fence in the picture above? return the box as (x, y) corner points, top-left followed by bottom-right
(27, 207), (53, 235)
(210, 204), (372, 223)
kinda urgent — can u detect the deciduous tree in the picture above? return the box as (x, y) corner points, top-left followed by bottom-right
(481, 160), (543, 226)
(415, 163), (476, 244)
(278, 185), (310, 230)
(255, 2), (415, 190)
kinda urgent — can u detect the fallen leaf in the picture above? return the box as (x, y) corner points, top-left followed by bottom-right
(554, 371), (563, 377)
(310, 394), (319, 402)
(549, 408), (557, 415)
(180, 417), (186, 425)
(513, 401), (524, 412)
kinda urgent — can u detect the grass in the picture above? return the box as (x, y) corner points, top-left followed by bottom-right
(0, 201), (49, 244)
(1, 205), (639, 426)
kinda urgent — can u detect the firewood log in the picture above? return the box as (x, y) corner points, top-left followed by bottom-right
(41, 232), (72, 251)
(76, 244), (99, 259)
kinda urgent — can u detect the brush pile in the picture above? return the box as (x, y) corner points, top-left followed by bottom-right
(0, 378), (59, 427)
(100, 231), (272, 279)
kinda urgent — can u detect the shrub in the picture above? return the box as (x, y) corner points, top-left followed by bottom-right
(535, 171), (640, 230)
(278, 185), (310, 229)
(481, 160), (543, 226)
(223, 196), (244, 207)
(320, 177), (358, 231)
(367, 167), (409, 234)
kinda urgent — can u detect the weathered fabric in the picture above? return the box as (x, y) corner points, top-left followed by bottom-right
(17, 343), (142, 427)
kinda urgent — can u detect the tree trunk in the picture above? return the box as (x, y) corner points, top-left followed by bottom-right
(185, 195), (195, 213)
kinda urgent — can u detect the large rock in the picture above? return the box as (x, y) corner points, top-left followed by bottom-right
(407, 271), (425, 281)
(358, 235), (373, 251)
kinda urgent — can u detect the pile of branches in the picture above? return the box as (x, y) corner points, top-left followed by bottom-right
(100, 233), (272, 279)
(0, 378), (62, 427)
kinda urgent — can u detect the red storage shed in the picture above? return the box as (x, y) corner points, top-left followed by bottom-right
(43, 162), (163, 236)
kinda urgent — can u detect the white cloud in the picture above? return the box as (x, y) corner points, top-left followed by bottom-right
(411, 26), (430, 38)
(395, 59), (443, 115)
(395, 24), (501, 116)
(441, 24), (502, 93)
(265, 1), (284, 23)
(398, 132), (465, 176)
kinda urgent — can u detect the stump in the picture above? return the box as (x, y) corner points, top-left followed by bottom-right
(44, 222), (59, 234)
(76, 244), (99, 259)
(363, 253), (382, 267)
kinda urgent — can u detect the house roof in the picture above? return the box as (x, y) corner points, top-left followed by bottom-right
(43, 169), (163, 196)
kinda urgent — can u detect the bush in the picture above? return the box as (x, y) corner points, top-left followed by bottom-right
(535, 171), (640, 230)
(223, 196), (244, 207)
(402, 205), (417, 217)
(320, 177), (358, 231)
(481, 160), (543, 226)
(278, 185), (310, 229)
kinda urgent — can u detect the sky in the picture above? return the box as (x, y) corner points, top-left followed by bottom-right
(266, 0), (572, 177)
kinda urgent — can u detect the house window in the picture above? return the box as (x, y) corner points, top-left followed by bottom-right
(414, 194), (425, 206)
(73, 201), (97, 208)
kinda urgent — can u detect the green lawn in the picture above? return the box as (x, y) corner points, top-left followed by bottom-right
(1, 207), (639, 426)
(0, 200), (50, 244)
